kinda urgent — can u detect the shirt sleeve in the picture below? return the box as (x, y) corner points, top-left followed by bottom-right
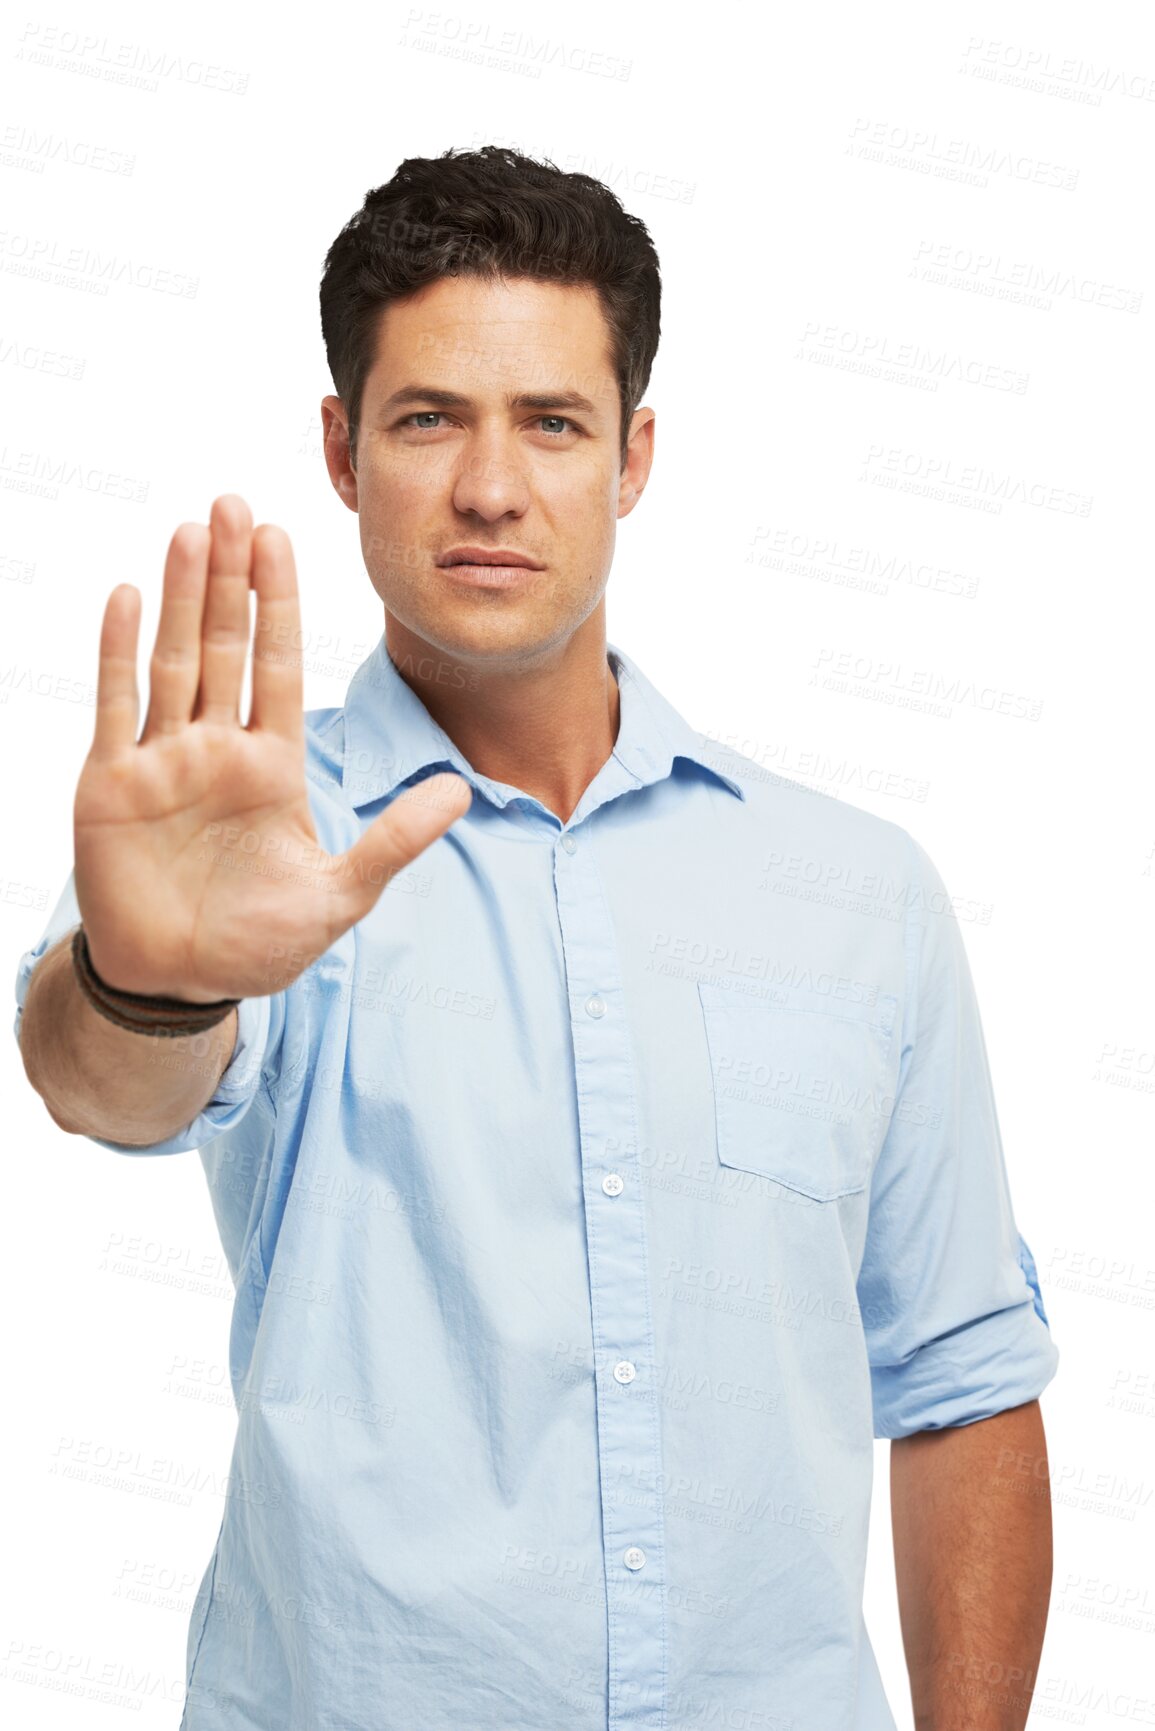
(855, 833), (1059, 1439)
(13, 865), (273, 1157)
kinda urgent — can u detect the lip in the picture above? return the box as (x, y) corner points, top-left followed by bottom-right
(440, 563), (540, 590)
(437, 546), (544, 571)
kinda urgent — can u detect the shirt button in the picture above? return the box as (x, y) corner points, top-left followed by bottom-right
(613, 1360), (636, 1384)
(585, 994), (607, 1018)
(623, 1547), (646, 1570)
(602, 1173), (624, 1197)
(560, 833), (578, 854)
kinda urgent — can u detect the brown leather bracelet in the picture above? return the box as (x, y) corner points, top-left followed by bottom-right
(71, 925), (240, 1039)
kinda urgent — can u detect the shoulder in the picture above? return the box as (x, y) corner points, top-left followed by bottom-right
(298, 704), (360, 849)
(303, 703), (345, 788)
(700, 737), (921, 883)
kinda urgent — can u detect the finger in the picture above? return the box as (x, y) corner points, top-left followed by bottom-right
(328, 773), (474, 924)
(139, 522), (211, 740)
(248, 524), (303, 739)
(192, 494), (254, 726)
(92, 584), (142, 759)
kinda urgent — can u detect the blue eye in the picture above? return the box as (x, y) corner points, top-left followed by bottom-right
(399, 413), (579, 437)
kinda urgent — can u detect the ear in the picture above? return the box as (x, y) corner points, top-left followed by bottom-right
(321, 395), (358, 512)
(617, 407), (655, 519)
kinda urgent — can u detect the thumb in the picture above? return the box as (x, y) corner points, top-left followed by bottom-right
(330, 771), (473, 923)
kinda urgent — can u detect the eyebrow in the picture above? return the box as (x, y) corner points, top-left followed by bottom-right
(378, 384), (603, 418)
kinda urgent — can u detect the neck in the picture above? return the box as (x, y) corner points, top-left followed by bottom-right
(383, 607), (621, 825)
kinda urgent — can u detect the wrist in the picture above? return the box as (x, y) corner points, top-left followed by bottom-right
(71, 925), (239, 1038)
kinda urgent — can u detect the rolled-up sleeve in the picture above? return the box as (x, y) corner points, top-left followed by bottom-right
(13, 866), (272, 1157)
(856, 833), (1059, 1439)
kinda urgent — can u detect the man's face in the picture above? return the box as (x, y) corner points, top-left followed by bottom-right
(322, 274), (654, 669)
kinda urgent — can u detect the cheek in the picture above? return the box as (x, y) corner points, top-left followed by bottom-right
(356, 477), (418, 577)
(364, 441), (448, 508)
(557, 464), (616, 529)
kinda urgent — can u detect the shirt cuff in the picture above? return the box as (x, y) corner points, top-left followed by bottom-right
(869, 1292), (1060, 1439)
(85, 993), (271, 1157)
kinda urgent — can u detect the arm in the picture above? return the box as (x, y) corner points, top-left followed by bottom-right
(15, 494), (470, 1154)
(891, 1398), (1052, 1731)
(19, 930), (238, 1146)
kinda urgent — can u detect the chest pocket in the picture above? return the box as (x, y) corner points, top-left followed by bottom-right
(697, 981), (897, 1201)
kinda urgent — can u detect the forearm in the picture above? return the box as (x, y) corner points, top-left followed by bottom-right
(890, 1400), (1053, 1731)
(19, 929), (237, 1146)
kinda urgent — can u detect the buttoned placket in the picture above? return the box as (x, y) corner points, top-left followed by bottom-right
(553, 818), (669, 1730)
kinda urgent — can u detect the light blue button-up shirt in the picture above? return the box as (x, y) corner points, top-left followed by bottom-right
(14, 633), (1059, 1730)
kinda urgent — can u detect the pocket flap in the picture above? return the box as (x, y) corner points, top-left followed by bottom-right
(697, 982), (896, 1200)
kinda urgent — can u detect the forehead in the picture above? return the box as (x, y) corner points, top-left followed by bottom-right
(364, 274), (616, 405)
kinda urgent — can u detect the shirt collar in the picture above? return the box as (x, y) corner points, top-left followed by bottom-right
(340, 631), (747, 810)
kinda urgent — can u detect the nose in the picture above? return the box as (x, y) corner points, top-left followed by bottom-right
(449, 428), (532, 521)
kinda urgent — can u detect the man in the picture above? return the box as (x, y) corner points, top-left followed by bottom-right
(15, 146), (1058, 1731)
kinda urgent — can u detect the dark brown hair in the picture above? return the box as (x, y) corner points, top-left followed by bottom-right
(319, 145), (661, 471)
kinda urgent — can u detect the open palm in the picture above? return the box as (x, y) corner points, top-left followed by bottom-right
(74, 496), (471, 1004)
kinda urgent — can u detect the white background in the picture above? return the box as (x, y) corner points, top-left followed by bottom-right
(2, 0), (1152, 1724)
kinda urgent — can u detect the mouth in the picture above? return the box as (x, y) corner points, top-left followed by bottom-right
(435, 546), (545, 589)
(436, 546), (544, 572)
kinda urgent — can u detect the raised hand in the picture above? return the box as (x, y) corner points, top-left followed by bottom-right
(74, 495), (471, 1004)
